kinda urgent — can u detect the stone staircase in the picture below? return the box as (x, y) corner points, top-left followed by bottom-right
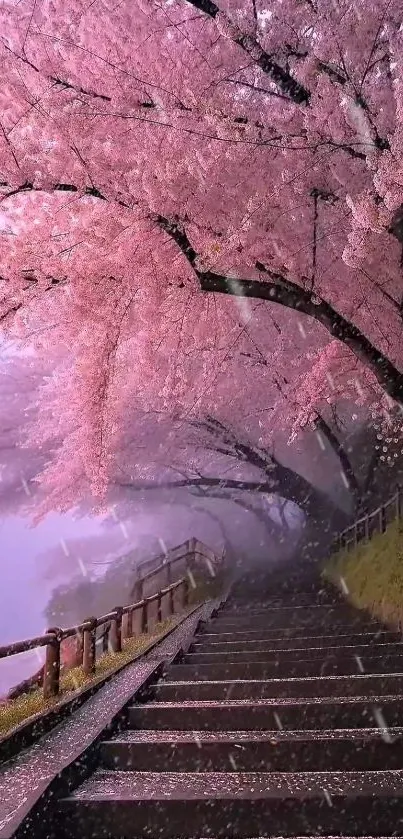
(53, 570), (403, 837)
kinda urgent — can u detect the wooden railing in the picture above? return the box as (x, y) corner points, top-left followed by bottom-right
(334, 486), (402, 553)
(132, 537), (220, 591)
(131, 537), (221, 601)
(0, 536), (223, 702)
(0, 577), (189, 701)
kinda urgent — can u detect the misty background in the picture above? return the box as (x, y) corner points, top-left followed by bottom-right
(1, 345), (400, 697)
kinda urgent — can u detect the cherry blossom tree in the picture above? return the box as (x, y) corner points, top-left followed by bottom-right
(0, 350), (324, 537)
(0, 350), (52, 513)
(290, 339), (403, 505)
(1, 0), (403, 514)
(0, 346), (377, 540)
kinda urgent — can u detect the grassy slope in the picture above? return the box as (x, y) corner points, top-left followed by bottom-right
(323, 519), (403, 630)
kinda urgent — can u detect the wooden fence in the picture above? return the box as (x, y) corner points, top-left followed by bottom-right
(334, 486), (402, 554)
(0, 537), (221, 702)
(131, 537), (222, 603)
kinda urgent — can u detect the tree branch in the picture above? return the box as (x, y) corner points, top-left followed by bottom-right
(3, 184), (402, 406)
(190, 495), (284, 547)
(230, 496), (286, 541)
(204, 266), (403, 403)
(184, 0), (310, 105)
(153, 414), (338, 516)
(118, 476), (277, 493)
(156, 215), (403, 403)
(314, 413), (360, 500)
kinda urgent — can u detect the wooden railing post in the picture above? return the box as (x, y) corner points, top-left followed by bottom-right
(109, 607), (123, 653)
(75, 627), (84, 666)
(396, 486), (401, 520)
(43, 628), (62, 699)
(364, 514), (369, 542)
(102, 623), (110, 654)
(379, 505), (386, 534)
(156, 591), (162, 624)
(182, 578), (189, 608)
(133, 578), (144, 602)
(122, 609), (133, 642)
(82, 617), (97, 675)
(169, 585), (175, 616)
(141, 599), (148, 634)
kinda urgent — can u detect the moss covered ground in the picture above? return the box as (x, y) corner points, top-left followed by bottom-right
(323, 519), (403, 629)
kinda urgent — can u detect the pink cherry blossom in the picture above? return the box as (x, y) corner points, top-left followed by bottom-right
(0, 0), (402, 513)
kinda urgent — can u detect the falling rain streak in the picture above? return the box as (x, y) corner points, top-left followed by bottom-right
(2, 5), (403, 835)
(339, 577), (349, 595)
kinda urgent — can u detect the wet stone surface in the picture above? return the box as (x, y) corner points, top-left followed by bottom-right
(68, 767), (403, 800)
(6, 574), (403, 838)
(106, 727), (403, 743)
(132, 693), (403, 707)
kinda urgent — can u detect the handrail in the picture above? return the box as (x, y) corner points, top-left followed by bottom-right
(333, 485), (402, 554)
(130, 538), (220, 600)
(2, 536), (222, 703)
(134, 538), (219, 587)
(1, 577), (189, 701)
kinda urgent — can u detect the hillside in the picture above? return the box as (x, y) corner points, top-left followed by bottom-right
(323, 519), (403, 630)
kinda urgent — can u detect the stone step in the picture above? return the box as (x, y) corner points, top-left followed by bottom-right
(100, 728), (403, 772)
(56, 768), (403, 837)
(228, 577), (331, 600)
(129, 696), (403, 731)
(224, 594), (341, 610)
(223, 603), (341, 614)
(210, 614), (379, 631)
(199, 620), (381, 638)
(215, 602), (366, 615)
(41, 571), (403, 839)
(195, 629), (399, 647)
(166, 654), (403, 682)
(153, 673), (403, 702)
(185, 642), (403, 665)
(220, 601), (342, 617)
